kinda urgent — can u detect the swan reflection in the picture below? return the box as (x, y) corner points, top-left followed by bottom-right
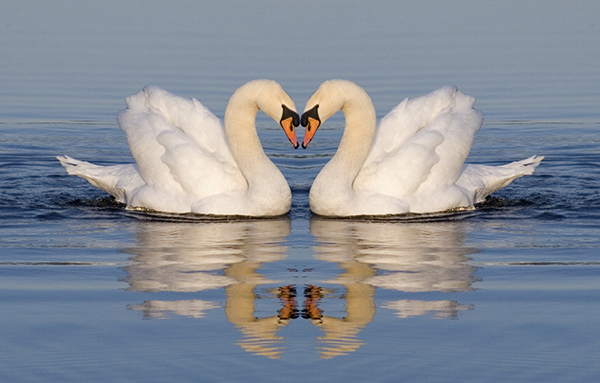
(123, 215), (477, 359)
(308, 217), (476, 358)
(125, 217), (292, 358)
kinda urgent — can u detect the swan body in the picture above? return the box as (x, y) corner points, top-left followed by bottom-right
(58, 80), (299, 216)
(301, 80), (543, 217)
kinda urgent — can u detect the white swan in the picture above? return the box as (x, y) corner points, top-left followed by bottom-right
(58, 80), (300, 216)
(301, 80), (543, 216)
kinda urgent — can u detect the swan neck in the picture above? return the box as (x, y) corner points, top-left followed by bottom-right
(224, 91), (270, 177)
(333, 92), (377, 177)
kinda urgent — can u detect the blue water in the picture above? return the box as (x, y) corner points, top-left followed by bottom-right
(1, 1), (600, 382)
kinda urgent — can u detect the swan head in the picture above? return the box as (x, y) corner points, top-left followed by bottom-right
(301, 80), (362, 149)
(243, 80), (300, 149)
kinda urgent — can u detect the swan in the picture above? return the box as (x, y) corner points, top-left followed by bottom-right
(58, 80), (300, 216)
(301, 80), (543, 217)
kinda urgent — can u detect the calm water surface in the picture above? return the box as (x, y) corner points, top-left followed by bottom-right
(1, 1), (599, 382)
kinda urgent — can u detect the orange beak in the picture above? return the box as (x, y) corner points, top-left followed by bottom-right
(301, 105), (320, 149)
(280, 117), (299, 149)
(302, 117), (320, 149)
(280, 105), (299, 149)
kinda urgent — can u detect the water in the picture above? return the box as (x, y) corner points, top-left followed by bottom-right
(1, 1), (600, 381)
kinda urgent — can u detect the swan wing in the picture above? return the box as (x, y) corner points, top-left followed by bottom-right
(355, 87), (483, 200)
(117, 87), (246, 200)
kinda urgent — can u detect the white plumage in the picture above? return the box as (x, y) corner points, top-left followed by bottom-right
(58, 80), (299, 216)
(301, 80), (543, 216)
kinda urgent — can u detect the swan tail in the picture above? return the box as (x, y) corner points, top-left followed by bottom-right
(57, 155), (142, 203)
(458, 155), (544, 203)
(498, 155), (544, 176)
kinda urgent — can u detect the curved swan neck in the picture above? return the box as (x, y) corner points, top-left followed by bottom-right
(331, 87), (377, 179)
(223, 87), (272, 178)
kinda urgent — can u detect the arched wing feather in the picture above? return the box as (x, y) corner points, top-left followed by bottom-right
(117, 87), (246, 200)
(355, 87), (483, 199)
